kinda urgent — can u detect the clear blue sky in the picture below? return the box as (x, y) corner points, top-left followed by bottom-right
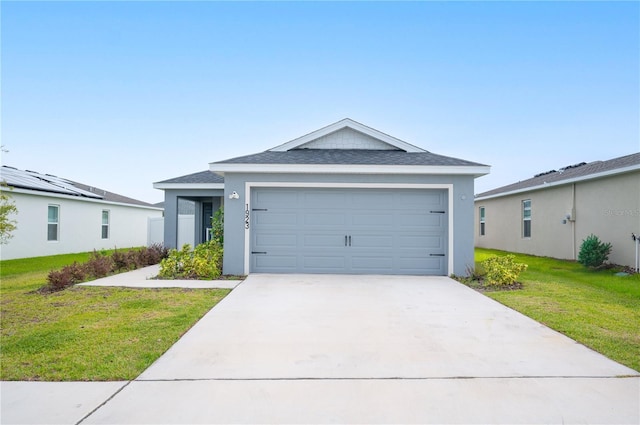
(2, 1), (638, 204)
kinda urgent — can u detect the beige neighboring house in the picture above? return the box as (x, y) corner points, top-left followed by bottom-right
(474, 153), (640, 269)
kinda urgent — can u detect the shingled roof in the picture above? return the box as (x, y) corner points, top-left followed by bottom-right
(156, 119), (490, 185)
(155, 170), (224, 185)
(476, 152), (640, 200)
(213, 149), (485, 167)
(1, 166), (156, 207)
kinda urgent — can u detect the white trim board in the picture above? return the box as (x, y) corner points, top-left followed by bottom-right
(153, 183), (224, 190)
(8, 188), (163, 211)
(242, 182), (455, 276)
(211, 163), (490, 177)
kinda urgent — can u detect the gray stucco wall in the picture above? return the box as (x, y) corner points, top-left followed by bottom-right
(221, 172), (477, 276)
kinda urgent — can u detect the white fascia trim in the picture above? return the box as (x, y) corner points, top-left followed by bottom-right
(153, 182), (225, 190)
(9, 188), (163, 211)
(269, 119), (426, 153)
(243, 182), (454, 275)
(211, 163), (490, 177)
(475, 164), (640, 201)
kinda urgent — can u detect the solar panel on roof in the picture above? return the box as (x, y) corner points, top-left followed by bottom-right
(1, 167), (103, 198)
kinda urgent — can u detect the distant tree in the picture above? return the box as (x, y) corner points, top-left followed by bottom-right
(0, 184), (18, 244)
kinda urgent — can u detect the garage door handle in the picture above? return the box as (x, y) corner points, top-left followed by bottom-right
(430, 210), (446, 214)
(349, 235), (352, 246)
(252, 251), (267, 255)
(430, 253), (445, 257)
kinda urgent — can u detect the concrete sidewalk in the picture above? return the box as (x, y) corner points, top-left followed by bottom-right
(2, 274), (639, 424)
(78, 264), (241, 289)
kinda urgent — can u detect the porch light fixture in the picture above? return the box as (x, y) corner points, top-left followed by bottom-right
(229, 191), (240, 200)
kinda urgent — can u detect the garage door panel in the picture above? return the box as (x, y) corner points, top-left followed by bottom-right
(303, 191), (348, 207)
(303, 255), (347, 270)
(397, 212), (443, 228)
(350, 234), (394, 248)
(254, 233), (297, 248)
(351, 256), (393, 272)
(351, 192), (393, 208)
(254, 211), (298, 226)
(254, 190), (298, 206)
(303, 234), (344, 247)
(253, 254), (298, 271)
(351, 213), (394, 227)
(398, 256), (444, 273)
(398, 234), (444, 249)
(303, 212), (346, 226)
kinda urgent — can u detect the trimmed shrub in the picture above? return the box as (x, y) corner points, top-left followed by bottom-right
(111, 250), (132, 272)
(578, 234), (612, 268)
(46, 268), (75, 291)
(85, 251), (114, 278)
(43, 245), (169, 292)
(141, 243), (169, 266)
(481, 255), (528, 286)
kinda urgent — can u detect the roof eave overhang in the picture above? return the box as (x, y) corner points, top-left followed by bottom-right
(475, 164), (640, 201)
(153, 183), (225, 190)
(210, 163), (490, 177)
(8, 187), (162, 210)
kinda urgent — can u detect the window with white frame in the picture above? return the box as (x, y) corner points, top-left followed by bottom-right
(101, 210), (110, 239)
(48, 205), (59, 241)
(479, 206), (486, 236)
(522, 199), (531, 238)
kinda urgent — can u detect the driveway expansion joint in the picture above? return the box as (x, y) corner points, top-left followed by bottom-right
(75, 381), (132, 425)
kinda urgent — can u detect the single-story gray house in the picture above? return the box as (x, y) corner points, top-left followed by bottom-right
(154, 119), (490, 276)
(474, 152), (640, 269)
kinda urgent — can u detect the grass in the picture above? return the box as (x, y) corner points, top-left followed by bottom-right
(1, 251), (230, 381)
(473, 248), (640, 372)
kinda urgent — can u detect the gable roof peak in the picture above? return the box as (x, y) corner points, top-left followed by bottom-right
(269, 118), (427, 153)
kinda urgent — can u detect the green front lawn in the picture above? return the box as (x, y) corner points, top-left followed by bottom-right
(1, 252), (230, 381)
(474, 248), (640, 372)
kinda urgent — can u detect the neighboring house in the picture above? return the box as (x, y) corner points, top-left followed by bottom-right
(155, 118), (489, 276)
(0, 166), (163, 260)
(474, 152), (640, 268)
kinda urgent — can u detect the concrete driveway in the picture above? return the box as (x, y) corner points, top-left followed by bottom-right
(85, 274), (638, 424)
(5, 274), (638, 424)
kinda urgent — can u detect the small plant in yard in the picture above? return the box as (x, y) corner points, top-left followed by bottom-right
(481, 254), (528, 287)
(159, 240), (223, 280)
(578, 234), (612, 268)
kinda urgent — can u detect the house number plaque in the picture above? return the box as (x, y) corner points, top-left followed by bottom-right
(245, 204), (250, 229)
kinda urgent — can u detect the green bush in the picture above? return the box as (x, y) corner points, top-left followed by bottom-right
(578, 234), (612, 268)
(159, 241), (223, 280)
(481, 255), (528, 286)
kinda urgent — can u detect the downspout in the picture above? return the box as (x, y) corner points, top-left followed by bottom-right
(571, 183), (576, 260)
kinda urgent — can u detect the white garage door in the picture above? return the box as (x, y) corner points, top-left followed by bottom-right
(250, 188), (448, 275)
